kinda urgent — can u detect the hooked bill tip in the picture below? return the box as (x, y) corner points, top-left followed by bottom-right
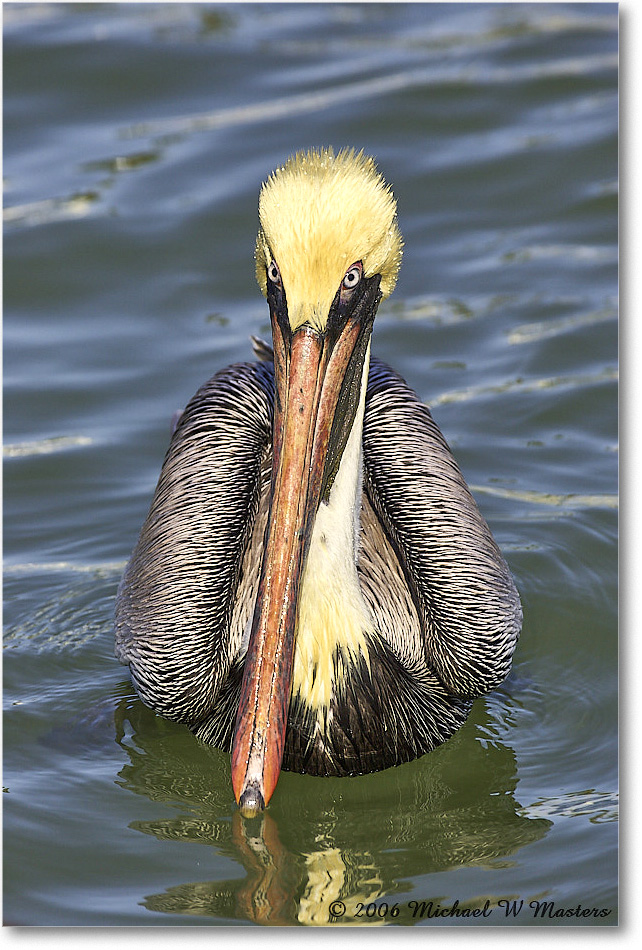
(238, 783), (265, 819)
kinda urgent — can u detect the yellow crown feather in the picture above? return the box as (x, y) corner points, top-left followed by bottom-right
(255, 147), (403, 330)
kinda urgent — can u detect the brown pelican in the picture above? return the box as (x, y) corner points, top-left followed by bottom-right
(115, 147), (522, 817)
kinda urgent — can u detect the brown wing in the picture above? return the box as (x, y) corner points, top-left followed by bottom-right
(362, 358), (522, 699)
(115, 360), (274, 729)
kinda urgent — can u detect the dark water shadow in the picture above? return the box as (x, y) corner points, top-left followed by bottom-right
(101, 687), (551, 925)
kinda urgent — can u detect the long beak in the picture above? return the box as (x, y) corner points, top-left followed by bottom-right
(230, 305), (371, 817)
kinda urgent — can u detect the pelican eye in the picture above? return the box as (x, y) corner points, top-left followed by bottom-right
(267, 260), (281, 286)
(342, 263), (362, 290)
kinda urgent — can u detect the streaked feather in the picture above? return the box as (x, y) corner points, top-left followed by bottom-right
(115, 355), (520, 775)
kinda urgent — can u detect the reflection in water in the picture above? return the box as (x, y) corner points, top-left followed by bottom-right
(140, 812), (300, 924)
(111, 691), (551, 925)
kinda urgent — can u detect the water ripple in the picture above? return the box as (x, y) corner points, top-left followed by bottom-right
(3, 436), (94, 458)
(470, 484), (618, 511)
(3, 560), (126, 577)
(120, 52), (617, 142)
(430, 365), (617, 407)
(508, 303), (617, 345)
(524, 789), (618, 825)
(3, 192), (99, 228)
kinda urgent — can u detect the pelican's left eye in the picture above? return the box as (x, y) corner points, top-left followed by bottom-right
(342, 262), (362, 291)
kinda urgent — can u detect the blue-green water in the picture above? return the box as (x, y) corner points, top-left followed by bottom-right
(3, 2), (617, 927)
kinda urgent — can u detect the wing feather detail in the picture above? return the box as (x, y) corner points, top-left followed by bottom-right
(115, 361), (274, 727)
(362, 359), (522, 698)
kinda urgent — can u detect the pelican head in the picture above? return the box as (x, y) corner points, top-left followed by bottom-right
(231, 148), (403, 816)
(255, 148), (403, 329)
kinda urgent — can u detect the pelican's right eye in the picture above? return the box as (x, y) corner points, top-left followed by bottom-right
(267, 260), (281, 286)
